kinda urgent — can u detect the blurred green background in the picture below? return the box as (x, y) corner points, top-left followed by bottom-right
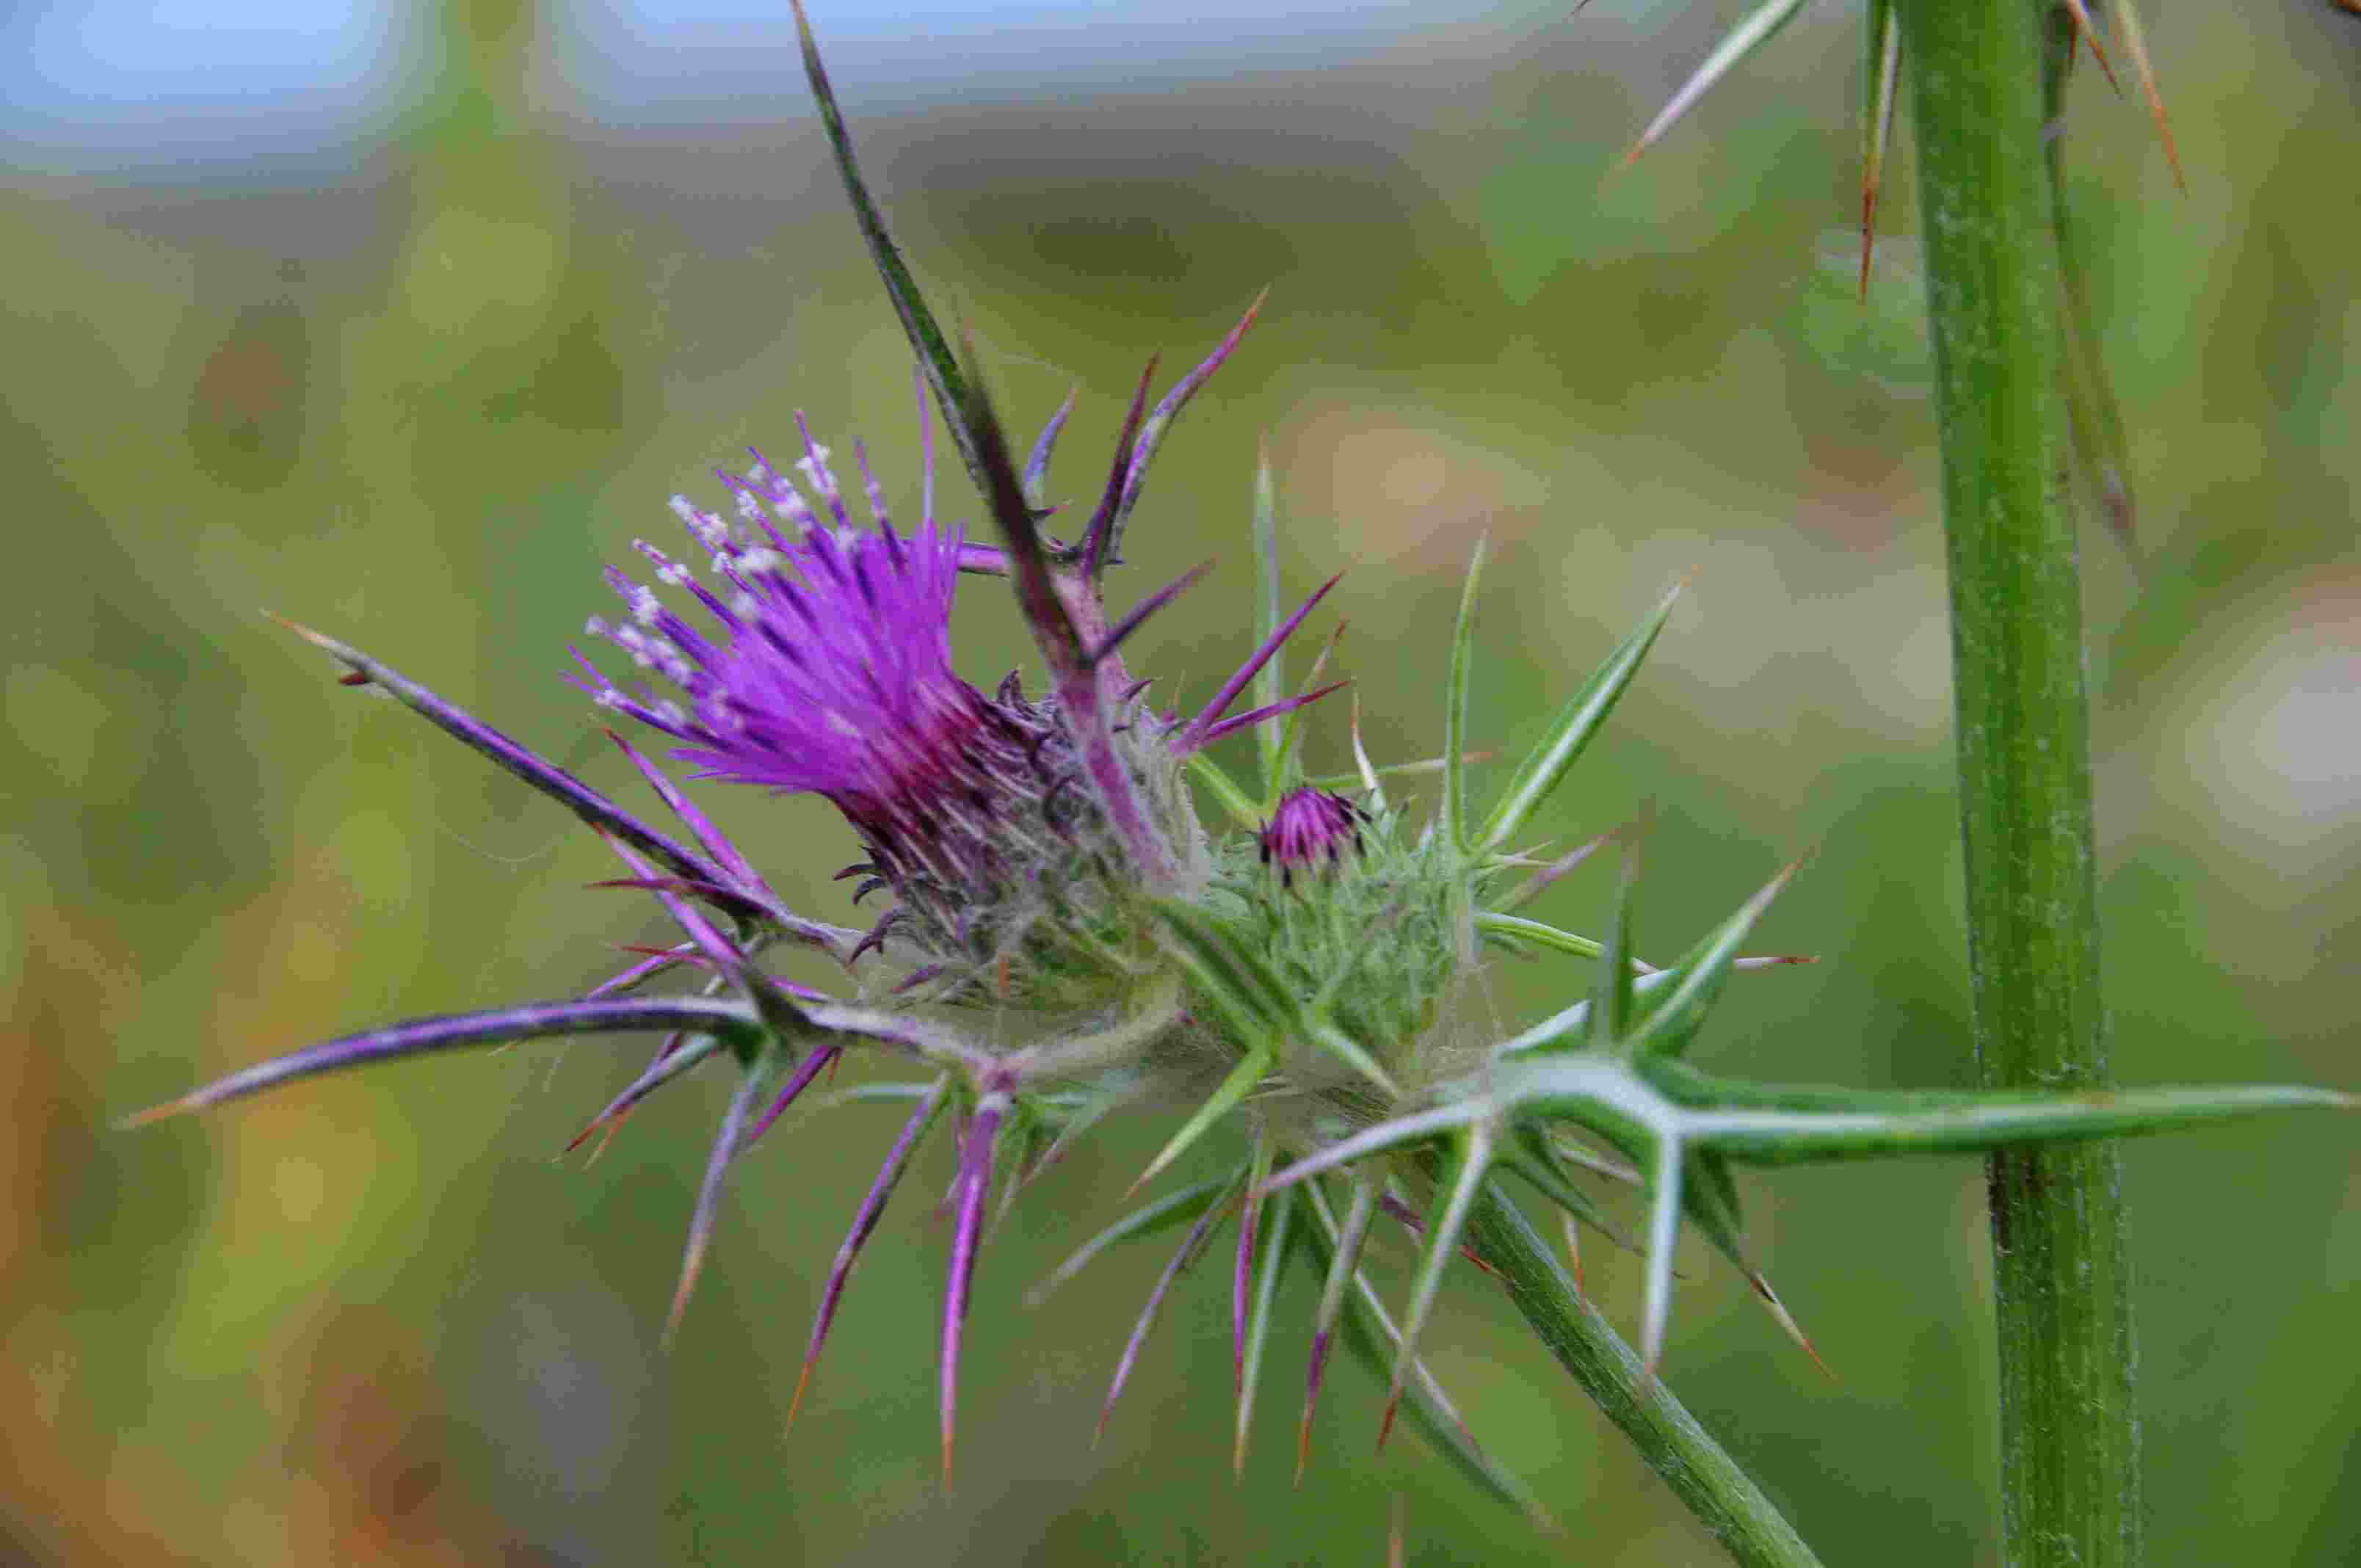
(6, 0), (2357, 1561)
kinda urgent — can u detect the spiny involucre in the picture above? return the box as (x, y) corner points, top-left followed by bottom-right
(128, 7), (2353, 1535)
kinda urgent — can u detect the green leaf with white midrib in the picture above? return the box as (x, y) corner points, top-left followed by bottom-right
(1499, 1125), (1633, 1249)
(1663, 1080), (2354, 1166)
(1233, 1186), (1294, 1473)
(1384, 1125), (1498, 1415)
(1295, 1179), (1552, 1528)
(1478, 584), (1680, 852)
(1154, 902), (1397, 1095)
(1184, 752), (1263, 830)
(1625, 0), (1813, 161)
(790, 0), (985, 499)
(1473, 911), (1604, 960)
(1622, 863), (1796, 1061)
(1591, 829), (1644, 1052)
(1252, 442), (1285, 797)
(1442, 540), (1488, 856)
(1026, 1173), (1238, 1306)
(1132, 1050), (1273, 1197)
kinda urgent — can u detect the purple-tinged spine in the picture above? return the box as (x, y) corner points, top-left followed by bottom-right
(1299, 1175), (1381, 1481)
(1192, 680), (1351, 753)
(585, 875), (780, 927)
(1173, 573), (1343, 752)
(1233, 1182), (1265, 1389)
(1078, 357), (1161, 579)
(1023, 383), (1081, 505)
(609, 941), (832, 1003)
(1107, 293), (1265, 560)
(602, 730), (777, 906)
(940, 1092), (1007, 1489)
(1098, 1178), (1238, 1445)
(587, 942), (695, 998)
(1089, 561), (1214, 667)
(565, 1034), (725, 1153)
(961, 368), (1178, 888)
(123, 996), (757, 1126)
(272, 616), (723, 894)
(664, 1061), (773, 1342)
(789, 1078), (951, 1434)
(745, 1043), (844, 1148)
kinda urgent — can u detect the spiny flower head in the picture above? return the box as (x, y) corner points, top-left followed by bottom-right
(579, 426), (1169, 994)
(592, 446), (974, 808)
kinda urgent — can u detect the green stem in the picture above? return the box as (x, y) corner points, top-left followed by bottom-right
(1893, 2), (2135, 1564)
(1466, 1188), (1823, 1568)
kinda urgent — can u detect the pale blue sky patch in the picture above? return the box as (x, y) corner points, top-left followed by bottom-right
(1, 0), (424, 167)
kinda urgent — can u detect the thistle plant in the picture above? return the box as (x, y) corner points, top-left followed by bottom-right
(126, 7), (2353, 1564)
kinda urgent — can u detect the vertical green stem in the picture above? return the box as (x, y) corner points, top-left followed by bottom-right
(1892, 2), (2136, 1564)
(1466, 1189), (1824, 1568)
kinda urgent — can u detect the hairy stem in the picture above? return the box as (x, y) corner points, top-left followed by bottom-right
(1467, 1188), (1823, 1568)
(1893, 1), (2135, 1562)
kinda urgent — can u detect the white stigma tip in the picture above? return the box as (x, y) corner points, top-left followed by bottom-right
(671, 496), (733, 554)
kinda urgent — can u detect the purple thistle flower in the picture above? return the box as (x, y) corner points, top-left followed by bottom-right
(581, 440), (1137, 980)
(586, 470), (973, 807)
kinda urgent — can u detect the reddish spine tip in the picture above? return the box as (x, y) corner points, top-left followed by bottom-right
(785, 1360), (815, 1437)
(662, 1277), (698, 1349)
(118, 1097), (194, 1130)
(584, 1121), (625, 1168)
(1859, 192), (1879, 302)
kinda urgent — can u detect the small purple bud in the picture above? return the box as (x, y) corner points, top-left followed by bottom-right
(1258, 788), (1368, 889)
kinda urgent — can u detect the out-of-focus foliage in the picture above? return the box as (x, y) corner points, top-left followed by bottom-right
(4, 1), (2355, 1562)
